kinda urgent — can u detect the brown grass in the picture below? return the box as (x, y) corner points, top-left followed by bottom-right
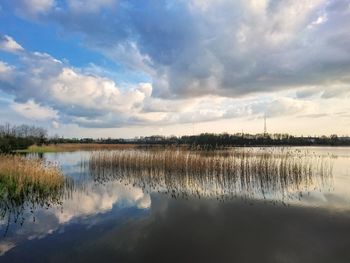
(88, 148), (333, 201)
(0, 154), (68, 230)
(0, 154), (64, 199)
(19, 143), (138, 153)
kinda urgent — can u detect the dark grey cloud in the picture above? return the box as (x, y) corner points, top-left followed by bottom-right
(2, 1), (350, 129)
(6, 0), (350, 100)
(56, 1), (350, 99)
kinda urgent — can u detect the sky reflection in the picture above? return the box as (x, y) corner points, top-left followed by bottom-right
(0, 147), (349, 260)
(0, 153), (151, 255)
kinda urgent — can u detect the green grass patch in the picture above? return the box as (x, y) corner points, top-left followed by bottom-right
(16, 145), (60, 153)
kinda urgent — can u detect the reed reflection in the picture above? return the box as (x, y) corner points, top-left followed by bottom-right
(89, 148), (334, 203)
(0, 154), (74, 235)
(0, 148), (334, 237)
(0, 180), (75, 236)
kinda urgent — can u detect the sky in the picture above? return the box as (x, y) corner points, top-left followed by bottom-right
(0, 0), (349, 138)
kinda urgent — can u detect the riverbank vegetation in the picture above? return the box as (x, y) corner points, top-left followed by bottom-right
(88, 148), (333, 201)
(2, 122), (349, 154)
(0, 124), (47, 153)
(0, 155), (64, 201)
(49, 133), (350, 148)
(17, 143), (138, 153)
(0, 154), (67, 231)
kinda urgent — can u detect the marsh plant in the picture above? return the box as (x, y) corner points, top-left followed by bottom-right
(88, 148), (334, 202)
(20, 143), (138, 153)
(0, 155), (64, 194)
(0, 155), (68, 232)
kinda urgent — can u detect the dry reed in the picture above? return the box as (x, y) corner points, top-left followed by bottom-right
(0, 154), (67, 230)
(20, 143), (138, 153)
(0, 155), (64, 199)
(88, 148), (333, 201)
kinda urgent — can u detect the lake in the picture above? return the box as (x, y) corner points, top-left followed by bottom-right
(0, 147), (349, 262)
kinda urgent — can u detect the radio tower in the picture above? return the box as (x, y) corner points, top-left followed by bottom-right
(264, 112), (267, 136)
(191, 117), (195, 135)
(192, 121), (195, 135)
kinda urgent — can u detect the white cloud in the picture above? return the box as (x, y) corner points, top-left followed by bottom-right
(51, 120), (60, 129)
(0, 35), (24, 53)
(0, 61), (11, 73)
(11, 100), (58, 120)
(13, 0), (55, 17)
(1, 44), (350, 129)
(50, 68), (152, 114)
(6, 0), (350, 101)
(0, 61), (14, 82)
(1, 32), (350, 131)
(260, 97), (317, 118)
(0, 46), (154, 127)
(67, 0), (117, 13)
(311, 14), (328, 25)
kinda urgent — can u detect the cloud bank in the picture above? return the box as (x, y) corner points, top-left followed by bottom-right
(12, 0), (348, 99)
(0, 1), (350, 132)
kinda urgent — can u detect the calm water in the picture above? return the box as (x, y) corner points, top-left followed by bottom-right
(0, 147), (349, 262)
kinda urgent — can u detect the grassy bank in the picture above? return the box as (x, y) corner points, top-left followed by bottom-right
(0, 155), (64, 201)
(17, 143), (138, 153)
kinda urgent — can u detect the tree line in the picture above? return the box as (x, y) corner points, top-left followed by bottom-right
(48, 133), (350, 149)
(0, 124), (47, 153)
(176, 133), (347, 149)
(1, 122), (349, 153)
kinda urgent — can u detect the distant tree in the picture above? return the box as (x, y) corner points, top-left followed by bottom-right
(0, 123), (48, 153)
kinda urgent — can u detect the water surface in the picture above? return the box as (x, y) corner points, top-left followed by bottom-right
(0, 147), (349, 262)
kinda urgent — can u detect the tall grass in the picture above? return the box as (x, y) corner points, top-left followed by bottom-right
(0, 155), (64, 196)
(0, 154), (66, 229)
(18, 143), (138, 153)
(88, 148), (333, 201)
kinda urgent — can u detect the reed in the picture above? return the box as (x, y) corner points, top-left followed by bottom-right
(0, 155), (64, 200)
(88, 148), (333, 201)
(0, 154), (68, 231)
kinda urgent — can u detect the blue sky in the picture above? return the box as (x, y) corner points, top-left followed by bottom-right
(0, 0), (349, 138)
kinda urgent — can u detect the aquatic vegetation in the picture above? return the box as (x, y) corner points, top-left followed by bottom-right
(0, 148), (335, 236)
(88, 148), (333, 202)
(0, 155), (64, 197)
(0, 155), (68, 231)
(18, 143), (138, 153)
